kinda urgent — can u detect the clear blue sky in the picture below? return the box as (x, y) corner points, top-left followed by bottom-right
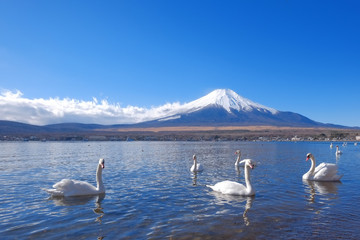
(0, 1), (359, 126)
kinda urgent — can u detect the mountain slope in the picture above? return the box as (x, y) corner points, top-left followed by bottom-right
(0, 120), (46, 134)
(135, 89), (334, 127)
(0, 121), (105, 134)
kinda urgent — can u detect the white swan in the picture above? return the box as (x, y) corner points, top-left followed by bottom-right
(330, 142), (333, 149)
(190, 154), (203, 172)
(234, 150), (242, 166)
(336, 145), (342, 155)
(302, 153), (342, 181)
(44, 158), (105, 197)
(235, 150), (257, 167)
(207, 159), (255, 196)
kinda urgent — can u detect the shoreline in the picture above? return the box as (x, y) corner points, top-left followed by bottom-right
(2, 126), (360, 142)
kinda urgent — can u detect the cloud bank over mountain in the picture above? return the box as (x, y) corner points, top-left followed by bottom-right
(0, 89), (182, 125)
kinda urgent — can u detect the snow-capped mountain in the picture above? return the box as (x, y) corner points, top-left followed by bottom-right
(137, 89), (326, 127)
(180, 89), (278, 114)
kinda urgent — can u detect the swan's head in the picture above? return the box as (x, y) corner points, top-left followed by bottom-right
(239, 158), (257, 168)
(99, 158), (105, 168)
(235, 150), (241, 155)
(306, 153), (313, 161)
(244, 159), (255, 169)
(193, 155), (197, 161)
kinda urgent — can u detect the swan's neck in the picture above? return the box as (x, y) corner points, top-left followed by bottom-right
(193, 159), (198, 170)
(307, 157), (316, 176)
(244, 165), (253, 194)
(96, 164), (104, 192)
(235, 155), (241, 165)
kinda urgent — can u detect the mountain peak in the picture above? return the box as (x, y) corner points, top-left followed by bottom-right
(184, 89), (278, 114)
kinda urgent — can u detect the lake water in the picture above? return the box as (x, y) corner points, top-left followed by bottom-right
(1, 141), (359, 239)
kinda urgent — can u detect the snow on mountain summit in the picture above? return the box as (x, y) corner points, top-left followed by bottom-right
(182, 89), (278, 114)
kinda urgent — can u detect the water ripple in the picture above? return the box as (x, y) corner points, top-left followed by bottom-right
(1, 141), (360, 239)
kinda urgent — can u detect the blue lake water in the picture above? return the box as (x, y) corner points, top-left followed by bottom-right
(1, 141), (359, 239)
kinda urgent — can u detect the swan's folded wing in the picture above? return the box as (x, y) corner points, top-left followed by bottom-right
(206, 181), (230, 192)
(71, 180), (97, 192)
(51, 178), (98, 196)
(224, 182), (247, 195)
(42, 188), (64, 197)
(209, 180), (247, 195)
(53, 179), (76, 191)
(314, 163), (339, 180)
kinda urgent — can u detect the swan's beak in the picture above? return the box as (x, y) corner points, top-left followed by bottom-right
(101, 163), (105, 169)
(306, 157), (310, 161)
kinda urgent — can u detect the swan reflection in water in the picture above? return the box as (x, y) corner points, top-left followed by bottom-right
(191, 172), (198, 186)
(336, 153), (341, 162)
(49, 193), (105, 222)
(49, 193), (105, 221)
(49, 193), (106, 238)
(209, 192), (255, 226)
(242, 197), (254, 226)
(303, 180), (341, 204)
(49, 193), (105, 206)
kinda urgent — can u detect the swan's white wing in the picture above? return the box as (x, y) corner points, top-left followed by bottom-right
(42, 188), (64, 197)
(67, 180), (98, 196)
(207, 180), (247, 195)
(314, 163), (337, 175)
(42, 179), (73, 197)
(51, 179), (98, 196)
(314, 163), (341, 181)
(53, 179), (76, 191)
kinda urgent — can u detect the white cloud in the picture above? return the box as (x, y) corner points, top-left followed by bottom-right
(0, 89), (182, 125)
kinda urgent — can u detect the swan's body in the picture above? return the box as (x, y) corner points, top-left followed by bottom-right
(302, 153), (342, 181)
(335, 146), (342, 155)
(234, 150), (257, 167)
(207, 159), (255, 196)
(44, 158), (105, 197)
(190, 154), (203, 172)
